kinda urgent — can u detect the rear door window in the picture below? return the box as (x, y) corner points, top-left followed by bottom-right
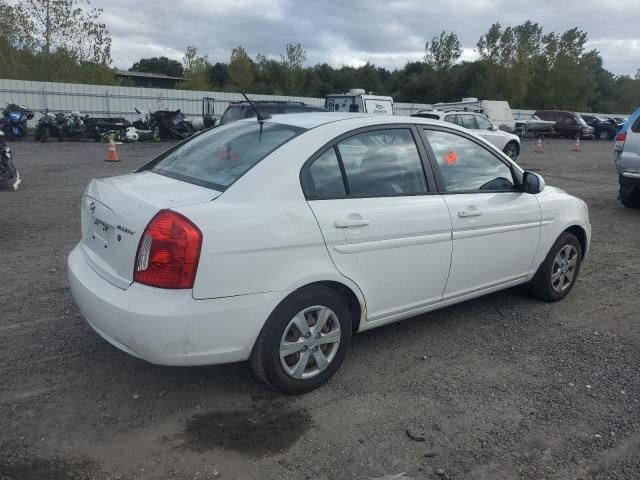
(459, 114), (477, 130)
(302, 148), (346, 199)
(147, 122), (303, 190)
(444, 114), (460, 126)
(337, 129), (427, 197)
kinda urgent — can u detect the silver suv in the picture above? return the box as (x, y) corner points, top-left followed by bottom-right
(614, 107), (640, 208)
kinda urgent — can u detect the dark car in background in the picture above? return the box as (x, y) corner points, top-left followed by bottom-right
(582, 114), (619, 141)
(535, 110), (594, 139)
(219, 101), (326, 125)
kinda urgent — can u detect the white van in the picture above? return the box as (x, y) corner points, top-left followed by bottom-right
(434, 98), (516, 133)
(325, 89), (394, 115)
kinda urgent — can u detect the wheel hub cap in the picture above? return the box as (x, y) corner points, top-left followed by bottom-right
(551, 244), (579, 293)
(279, 306), (341, 380)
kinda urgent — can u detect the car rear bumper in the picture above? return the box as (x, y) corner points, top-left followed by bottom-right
(67, 243), (284, 366)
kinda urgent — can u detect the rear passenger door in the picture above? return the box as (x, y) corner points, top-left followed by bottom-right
(301, 126), (453, 322)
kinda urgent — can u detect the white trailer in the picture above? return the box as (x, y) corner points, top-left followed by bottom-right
(434, 98), (516, 132)
(325, 89), (394, 115)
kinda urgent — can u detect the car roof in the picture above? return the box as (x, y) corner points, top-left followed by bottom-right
(237, 112), (457, 130)
(229, 101), (318, 107)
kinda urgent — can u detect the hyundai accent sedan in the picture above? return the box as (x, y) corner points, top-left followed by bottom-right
(68, 113), (591, 394)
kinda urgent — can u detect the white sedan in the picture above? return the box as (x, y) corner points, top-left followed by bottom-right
(68, 113), (590, 394)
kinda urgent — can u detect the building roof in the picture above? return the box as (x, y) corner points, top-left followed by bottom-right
(115, 70), (184, 81)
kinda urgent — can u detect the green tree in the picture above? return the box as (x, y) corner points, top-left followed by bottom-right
(179, 46), (210, 90)
(425, 31), (461, 70)
(130, 57), (184, 78)
(14, 0), (111, 64)
(228, 46), (255, 91)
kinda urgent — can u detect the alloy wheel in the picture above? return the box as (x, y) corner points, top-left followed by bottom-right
(279, 306), (341, 380)
(551, 245), (579, 293)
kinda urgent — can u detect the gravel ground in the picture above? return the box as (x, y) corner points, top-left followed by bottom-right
(1, 137), (639, 480)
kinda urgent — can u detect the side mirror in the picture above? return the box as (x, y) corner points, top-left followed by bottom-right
(522, 171), (545, 194)
(491, 125), (498, 131)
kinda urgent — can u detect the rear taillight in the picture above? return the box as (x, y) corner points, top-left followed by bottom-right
(615, 131), (627, 151)
(134, 210), (202, 289)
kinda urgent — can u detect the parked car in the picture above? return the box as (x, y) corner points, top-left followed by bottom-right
(412, 110), (521, 160)
(68, 113), (591, 394)
(614, 106), (640, 208)
(581, 114), (619, 141)
(513, 113), (555, 138)
(433, 98), (516, 132)
(534, 110), (594, 139)
(220, 101), (326, 125)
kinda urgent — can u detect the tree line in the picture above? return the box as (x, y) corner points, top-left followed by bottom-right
(1, 0), (639, 113)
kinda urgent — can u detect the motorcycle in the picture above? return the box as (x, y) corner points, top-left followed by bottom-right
(0, 131), (21, 191)
(133, 107), (196, 140)
(35, 112), (67, 143)
(58, 111), (101, 142)
(2, 103), (34, 140)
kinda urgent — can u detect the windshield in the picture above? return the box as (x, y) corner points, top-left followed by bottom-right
(148, 122), (304, 190)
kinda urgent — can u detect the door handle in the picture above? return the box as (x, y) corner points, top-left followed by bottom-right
(334, 218), (370, 228)
(458, 209), (483, 218)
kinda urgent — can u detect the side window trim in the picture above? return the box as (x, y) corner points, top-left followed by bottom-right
(416, 125), (523, 194)
(300, 124), (439, 200)
(333, 144), (351, 195)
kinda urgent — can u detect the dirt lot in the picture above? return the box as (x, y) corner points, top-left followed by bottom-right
(1, 137), (639, 480)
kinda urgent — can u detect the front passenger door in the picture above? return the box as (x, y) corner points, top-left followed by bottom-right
(421, 128), (541, 300)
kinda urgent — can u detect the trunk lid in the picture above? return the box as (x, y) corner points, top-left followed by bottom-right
(81, 171), (219, 289)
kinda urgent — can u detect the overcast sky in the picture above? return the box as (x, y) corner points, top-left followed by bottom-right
(94, 0), (640, 76)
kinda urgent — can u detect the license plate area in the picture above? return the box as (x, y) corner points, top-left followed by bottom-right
(83, 196), (116, 257)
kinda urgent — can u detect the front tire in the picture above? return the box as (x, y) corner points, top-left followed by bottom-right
(527, 232), (582, 302)
(250, 286), (352, 395)
(620, 188), (640, 208)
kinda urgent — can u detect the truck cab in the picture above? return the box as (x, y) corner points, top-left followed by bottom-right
(325, 89), (394, 115)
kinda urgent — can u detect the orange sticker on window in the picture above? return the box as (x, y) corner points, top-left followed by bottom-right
(444, 150), (457, 165)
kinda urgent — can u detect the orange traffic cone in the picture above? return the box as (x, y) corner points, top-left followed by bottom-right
(534, 138), (543, 153)
(572, 137), (581, 152)
(106, 138), (120, 162)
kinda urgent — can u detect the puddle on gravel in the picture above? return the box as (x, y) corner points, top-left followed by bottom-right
(0, 456), (98, 480)
(182, 401), (312, 455)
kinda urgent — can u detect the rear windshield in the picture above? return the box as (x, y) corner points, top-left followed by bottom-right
(148, 122), (304, 191)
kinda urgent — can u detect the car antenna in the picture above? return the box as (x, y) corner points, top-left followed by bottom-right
(240, 91), (270, 122)
(240, 91), (269, 140)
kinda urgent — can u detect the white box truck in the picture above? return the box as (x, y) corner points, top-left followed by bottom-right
(325, 89), (394, 115)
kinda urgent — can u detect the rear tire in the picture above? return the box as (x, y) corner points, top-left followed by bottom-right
(598, 130), (609, 141)
(527, 232), (582, 302)
(250, 286), (352, 395)
(40, 127), (49, 143)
